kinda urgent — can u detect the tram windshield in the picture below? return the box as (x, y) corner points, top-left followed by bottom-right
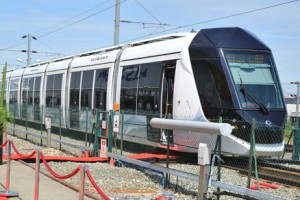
(224, 50), (284, 110)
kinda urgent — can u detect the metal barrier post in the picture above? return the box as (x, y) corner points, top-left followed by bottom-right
(120, 110), (124, 155)
(108, 110), (114, 153)
(59, 107), (62, 150)
(214, 116), (223, 200)
(34, 148), (41, 200)
(247, 119), (260, 190)
(45, 118), (51, 148)
(0, 139), (19, 197)
(40, 106), (43, 146)
(198, 143), (210, 200)
(79, 164), (86, 200)
(13, 103), (16, 135)
(25, 107), (28, 140)
(94, 110), (100, 156)
(85, 107), (88, 147)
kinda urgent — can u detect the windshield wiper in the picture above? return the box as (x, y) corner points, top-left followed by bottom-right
(239, 76), (269, 114)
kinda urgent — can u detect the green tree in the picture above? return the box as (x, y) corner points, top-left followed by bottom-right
(0, 62), (7, 165)
(0, 62), (7, 132)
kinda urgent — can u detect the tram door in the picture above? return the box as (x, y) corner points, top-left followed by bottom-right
(160, 63), (175, 145)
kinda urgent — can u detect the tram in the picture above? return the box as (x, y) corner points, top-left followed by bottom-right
(0, 27), (287, 156)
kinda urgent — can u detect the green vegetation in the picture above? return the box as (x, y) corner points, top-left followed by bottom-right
(0, 63), (7, 132)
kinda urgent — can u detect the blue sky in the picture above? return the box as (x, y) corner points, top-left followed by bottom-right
(0, 0), (299, 94)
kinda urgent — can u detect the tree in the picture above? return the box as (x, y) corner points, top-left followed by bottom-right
(0, 62), (7, 165)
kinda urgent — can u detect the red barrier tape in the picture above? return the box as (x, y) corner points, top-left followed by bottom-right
(0, 140), (8, 149)
(11, 141), (36, 159)
(86, 170), (110, 200)
(39, 152), (80, 179)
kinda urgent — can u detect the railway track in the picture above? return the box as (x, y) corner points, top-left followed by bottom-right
(221, 156), (300, 188)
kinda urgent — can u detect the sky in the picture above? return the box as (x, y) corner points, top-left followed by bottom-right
(0, 0), (299, 94)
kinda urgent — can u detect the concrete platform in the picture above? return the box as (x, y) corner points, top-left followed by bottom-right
(0, 160), (96, 200)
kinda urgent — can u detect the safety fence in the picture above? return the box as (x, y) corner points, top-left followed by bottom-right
(3, 106), (300, 199)
(0, 138), (110, 200)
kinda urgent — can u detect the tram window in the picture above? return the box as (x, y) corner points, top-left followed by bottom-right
(225, 50), (284, 109)
(94, 69), (108, 110)
(28, 78), (34, 104)
(33, 77), (41, 121)
(22, 78), (29, 104)
(137, 63), (162, 114)
(34, 77), (41, 105)
(9, 79), (19, 116)
(81, 70), (93, 108)
(9, 79), (19, 104)
(120, 62), (163, 114)
(191, 59), (234, 110)
(120, 66), (139, 111)
(70, 72), (81, 107)
(46, 74), (62, 107)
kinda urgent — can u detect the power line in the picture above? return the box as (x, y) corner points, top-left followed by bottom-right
(134, 0), (161, 24)
(0, 40), (27, 53)
(37, 0), (129, 39)
(0, 0), (123, 55)
(121, 0), (299, 43)
(34, 0), (110, 34)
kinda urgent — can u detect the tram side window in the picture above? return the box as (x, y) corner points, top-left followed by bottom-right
(81, 70), (94, 108)
(191, 59), (233, 111)
(22, 78), (29, 104)
(9, 79), (19, 115)
(33, 77), (41, 121)
(120, 63), (163, 114)
(34, 77), (41, 105)
(70, 72), (81, 107)
(120, 66), (139, 112)
(137, 63), (162, 114)
(3, 80), (7, 106)
(94, 69), (108, 110)
(9, 79), (19, 104)
(46, 74), (62, 107)
(22, 78), (34, 105)
(21, 77), (36, 119)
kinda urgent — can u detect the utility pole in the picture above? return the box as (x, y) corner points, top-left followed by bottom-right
(22, 34), (37, 66)
(114, 0), (120, 45)
(291, 81), (300, 160)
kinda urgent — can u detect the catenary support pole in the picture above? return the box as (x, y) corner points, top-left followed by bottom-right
(114, 0), (120, 45)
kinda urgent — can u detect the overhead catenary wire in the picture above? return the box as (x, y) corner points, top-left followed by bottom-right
(134, 0), (161, 24)
(37, 0), (129, 39)
(0, 0), (298, 65)
(0, 0), (126, 55)
(121, 0), (300, 43)
(34, 0), (110, 34)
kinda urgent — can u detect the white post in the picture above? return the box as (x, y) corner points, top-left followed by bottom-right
(198, 143), (211, 200)
(45, 118), (51, 148)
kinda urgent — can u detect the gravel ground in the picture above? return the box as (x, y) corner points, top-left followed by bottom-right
(4, 126), (300, 200)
